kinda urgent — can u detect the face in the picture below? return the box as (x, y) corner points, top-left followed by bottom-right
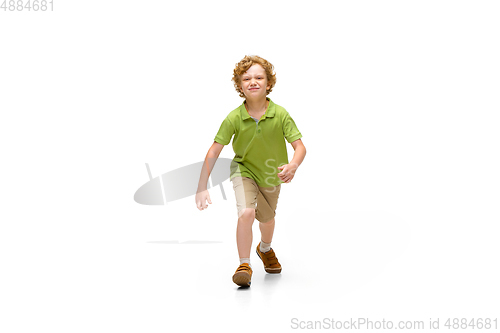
(239, 63), (270, 99)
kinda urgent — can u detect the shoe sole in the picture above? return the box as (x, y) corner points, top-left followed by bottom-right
(256, 250), (282, 274)
(232, 272), (251, 287)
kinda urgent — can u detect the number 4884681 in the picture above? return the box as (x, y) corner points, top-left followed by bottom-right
(1, 0), (54, 11)
(444, 318), (497, 330)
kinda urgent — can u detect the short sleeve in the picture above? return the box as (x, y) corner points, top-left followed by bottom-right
(214, 116), (235, 145)
(282, 111), (302, 143)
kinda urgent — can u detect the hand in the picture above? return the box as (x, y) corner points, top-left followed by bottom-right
(195, 189), (212, 210)
(277, 163), (298, 183)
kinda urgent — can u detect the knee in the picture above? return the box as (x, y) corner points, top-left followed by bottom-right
(238, 208), (255, 223)
(260, 218), (275, 225)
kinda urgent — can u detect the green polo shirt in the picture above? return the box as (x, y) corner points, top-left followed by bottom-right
(214, 97), (302, 187)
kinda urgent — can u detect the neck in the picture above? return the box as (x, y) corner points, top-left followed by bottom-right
(245, 97), (269, 114)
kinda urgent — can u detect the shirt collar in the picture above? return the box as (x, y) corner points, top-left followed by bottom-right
(240, 97), (276, 120)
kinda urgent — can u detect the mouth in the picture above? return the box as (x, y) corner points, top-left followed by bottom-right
(249, 87), (259, 90)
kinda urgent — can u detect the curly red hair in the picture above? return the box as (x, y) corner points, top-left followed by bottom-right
(232, 55), (277, 98)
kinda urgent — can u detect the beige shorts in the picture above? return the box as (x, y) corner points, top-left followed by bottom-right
(231, 176), (281, 223)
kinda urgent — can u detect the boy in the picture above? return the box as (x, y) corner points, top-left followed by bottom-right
(195, 55), (306, 287)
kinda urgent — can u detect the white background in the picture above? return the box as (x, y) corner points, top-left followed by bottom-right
(1, 1), (499, 332)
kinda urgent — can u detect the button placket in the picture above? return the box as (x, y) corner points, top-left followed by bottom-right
(257, 116), (263, 133)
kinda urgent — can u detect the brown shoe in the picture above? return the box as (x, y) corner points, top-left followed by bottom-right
(232, 263), (252, 287)
(256, 242), (282, 273)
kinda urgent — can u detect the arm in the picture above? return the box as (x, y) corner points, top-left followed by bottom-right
(290, 138), (306, 169)
(277, 139), (306, 183)
(195, 141), (224, 210)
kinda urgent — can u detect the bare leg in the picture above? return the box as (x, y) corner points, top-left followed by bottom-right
(236, 208), (256, 259)
(259, 218), (275, 244)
